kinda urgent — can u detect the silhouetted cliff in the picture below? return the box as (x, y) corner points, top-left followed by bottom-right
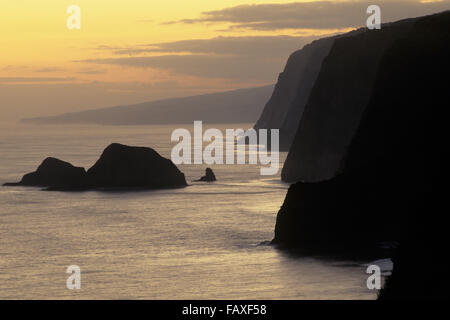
(375, 11), (449, 299)
(282, 18), (416, 183)
(3, 143), (187, 190)
(254, 37), (336, 150)
(277, 38), (335, 151)
(274, 10), (448, 264)
(255, 43), (317, 130)
(378, 223), (448, 300)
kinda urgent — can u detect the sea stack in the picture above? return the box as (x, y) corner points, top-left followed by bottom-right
(85, 143), (187, 189)
(196, 168), (216, 182)
(197, 168), (216, 182)
(3, 143), (187, 190)
(2, 157), (86, 189)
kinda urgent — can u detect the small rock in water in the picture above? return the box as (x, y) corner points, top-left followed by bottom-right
(196, 168), (216, 182)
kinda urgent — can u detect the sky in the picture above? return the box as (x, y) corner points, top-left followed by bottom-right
(1, 0), (449, 120)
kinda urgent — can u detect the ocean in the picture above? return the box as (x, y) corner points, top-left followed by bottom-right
(0, 123), (382, 299)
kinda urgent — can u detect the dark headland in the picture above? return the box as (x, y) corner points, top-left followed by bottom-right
(21, 86), (273, 126)
(268, 11), (449, 298)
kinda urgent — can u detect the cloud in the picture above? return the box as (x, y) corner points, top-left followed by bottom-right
(1, 65), (29, 71)
(93, 36), (318, 58)
(76, 69), (106, 75)
(129, 35), (316, 57)
(84, 35), (318, 81)
(165, 0), (450, 30)
(83, 54), (275, 80)
(34, 67), (66, 73)
(0, 77), (76, 83)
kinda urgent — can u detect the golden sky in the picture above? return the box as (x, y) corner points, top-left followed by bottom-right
(0, 0), (448, 120)
(1, 1), (313, 81)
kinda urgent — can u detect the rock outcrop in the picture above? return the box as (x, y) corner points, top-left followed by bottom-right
(195, 168), (216, 182)
(85, 143), (187, 189)
(273, 11), (449, 256)
(281, 18), (416, 183)
(3, 157), (86, 189)
(3, 143), (187, 190)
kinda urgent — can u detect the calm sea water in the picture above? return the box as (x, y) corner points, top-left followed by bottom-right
(0, 123), (381, 299)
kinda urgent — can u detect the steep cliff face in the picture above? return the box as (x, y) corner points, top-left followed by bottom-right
(254, 46), (312, 131)
(254, 36), (338, 150)
(274, 11), (449, 256)
(278, 37), (339, 151)
(374, 12), (449, 299)
(282, 19), (415, 183)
